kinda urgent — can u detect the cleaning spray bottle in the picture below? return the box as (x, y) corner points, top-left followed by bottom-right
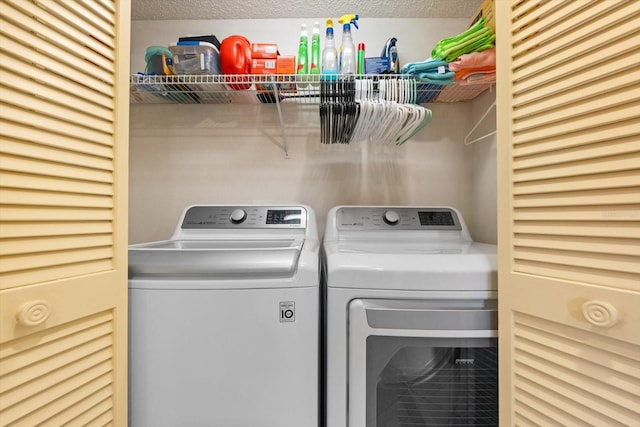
(297, 23), (309, 75)
(338, 14), (359, 75)
(311, 22), (321, 75)
(296, 23), (309, 88)
(321, 18), (338, 80)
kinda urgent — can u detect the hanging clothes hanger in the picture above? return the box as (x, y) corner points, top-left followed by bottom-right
(464, 100), (496, 146)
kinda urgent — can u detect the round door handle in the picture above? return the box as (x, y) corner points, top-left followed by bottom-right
(582, 300), (618, 328)
(16, 300), (51, 327)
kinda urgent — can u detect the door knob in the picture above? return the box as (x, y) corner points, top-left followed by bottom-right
(582, 300), (618, 328)
(16, 300), (51, 326)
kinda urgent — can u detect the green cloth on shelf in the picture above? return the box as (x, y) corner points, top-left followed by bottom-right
(432, 18), (496, 62)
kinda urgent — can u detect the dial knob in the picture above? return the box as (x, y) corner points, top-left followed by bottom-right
(230, 209), (247, 224)
(383, 210), (400, 225)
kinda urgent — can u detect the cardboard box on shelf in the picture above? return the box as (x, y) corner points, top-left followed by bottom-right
(251, 43), (279, 59)
(276, 56), (296, 74)
(251, 58), (277, 74)
(469, 0), (494, 29)
(364, 57), (390, 74)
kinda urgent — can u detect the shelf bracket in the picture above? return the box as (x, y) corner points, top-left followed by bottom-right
(464, 100), (496, 146)
(272, 83), (290, 158)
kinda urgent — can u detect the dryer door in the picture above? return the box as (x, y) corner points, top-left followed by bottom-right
(348, 299), (498, 427)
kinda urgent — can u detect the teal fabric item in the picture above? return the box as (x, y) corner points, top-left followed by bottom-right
(416, 72), (455, 85)
(401, 58), (454, 85)
(431, 18), (495, 62)
(400, 59), (449, 74)
(145, 46), (173, 63)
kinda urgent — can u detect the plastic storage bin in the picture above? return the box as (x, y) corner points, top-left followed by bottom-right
(169, 42), (221, 75)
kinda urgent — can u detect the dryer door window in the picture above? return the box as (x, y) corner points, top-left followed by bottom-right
(348, 299), (498, 427)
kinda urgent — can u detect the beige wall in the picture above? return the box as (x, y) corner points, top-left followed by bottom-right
(129, 18), (497, 243)
(468, 89), (497, 245)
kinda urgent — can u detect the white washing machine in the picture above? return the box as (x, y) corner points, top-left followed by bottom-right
(128, 205), (319, 427)
(323, 206), (498, 427)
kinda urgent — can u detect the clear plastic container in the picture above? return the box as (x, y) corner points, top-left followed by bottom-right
(169, 42), (221, 75)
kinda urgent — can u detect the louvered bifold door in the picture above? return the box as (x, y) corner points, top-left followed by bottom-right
(497, 1), (640, 426)
(0, 0), (130, 426)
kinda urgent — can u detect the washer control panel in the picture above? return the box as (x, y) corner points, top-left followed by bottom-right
(336, 207), (461, 230)
(181, 206), (307, 229)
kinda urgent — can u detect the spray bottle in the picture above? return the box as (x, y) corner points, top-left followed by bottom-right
(310, 22), (321, 75)
(296, 23), (309, 74)
(321, 18), (338, 79)
(338, 14), (359, 75)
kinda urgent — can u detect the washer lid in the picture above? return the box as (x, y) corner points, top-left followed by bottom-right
(128, 237), (303, 278)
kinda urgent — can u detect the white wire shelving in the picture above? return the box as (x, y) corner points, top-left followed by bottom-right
(129, 74), (492, 157)
(130, 74), (490, 105)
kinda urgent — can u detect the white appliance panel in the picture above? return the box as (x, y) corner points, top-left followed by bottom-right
(323, 206), (498, 427)
(129, 204), (319, 427)
(348, 299), (498, 426)
(129, 286), (318, 427)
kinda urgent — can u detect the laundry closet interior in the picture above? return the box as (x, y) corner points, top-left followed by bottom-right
(128, 7), (497, 246)
(2, 1), (639, 425)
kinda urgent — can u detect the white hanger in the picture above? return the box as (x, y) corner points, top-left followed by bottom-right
(464, 100), (496, 146)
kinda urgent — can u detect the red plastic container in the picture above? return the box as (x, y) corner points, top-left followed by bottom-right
(220, 35), (252, 90)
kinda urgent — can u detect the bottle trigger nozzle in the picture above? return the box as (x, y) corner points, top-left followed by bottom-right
(338, 13), (360, 29)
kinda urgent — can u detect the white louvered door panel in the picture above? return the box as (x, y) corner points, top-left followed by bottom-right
(0, 0), (130, 425)
(497, 1), (640, 425)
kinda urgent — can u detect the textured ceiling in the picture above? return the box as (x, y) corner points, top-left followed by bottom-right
(132, 0), (483, 20)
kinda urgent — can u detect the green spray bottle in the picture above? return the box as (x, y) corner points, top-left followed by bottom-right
(309, 21), (321, 85)
(296, 23), (309, 74)
(310, 22), (321, 75)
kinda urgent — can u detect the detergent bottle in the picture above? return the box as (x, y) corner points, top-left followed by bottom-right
(310, 22), (321, 75)
(321, 18), (338, 79)
(297, 23), (309, 74)
(338, 14), (359, 75)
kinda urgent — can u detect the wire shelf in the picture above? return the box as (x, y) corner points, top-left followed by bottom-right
(130, 74), (491, 105)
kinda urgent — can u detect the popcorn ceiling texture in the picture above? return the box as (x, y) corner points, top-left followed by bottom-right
(132, 0), (483, 20)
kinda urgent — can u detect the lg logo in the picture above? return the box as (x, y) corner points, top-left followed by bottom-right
(279, 301), (295, 322)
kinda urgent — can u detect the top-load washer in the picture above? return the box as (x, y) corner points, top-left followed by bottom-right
(323, 206), (498, 427)
(128, 204), (319, 427)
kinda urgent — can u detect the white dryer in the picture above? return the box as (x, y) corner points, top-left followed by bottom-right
(323, 206), (498, 427)
(128, 205), (319, 427)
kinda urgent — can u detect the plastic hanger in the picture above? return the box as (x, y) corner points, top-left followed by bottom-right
(464, 100), (496, 146)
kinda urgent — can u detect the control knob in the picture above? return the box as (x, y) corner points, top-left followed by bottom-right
(230, 209), (247, 224)
(383, 210), (400, 225)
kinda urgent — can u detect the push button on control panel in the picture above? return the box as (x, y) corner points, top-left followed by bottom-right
(383, 210), (400, 225)
(230, 209), (247, 224)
